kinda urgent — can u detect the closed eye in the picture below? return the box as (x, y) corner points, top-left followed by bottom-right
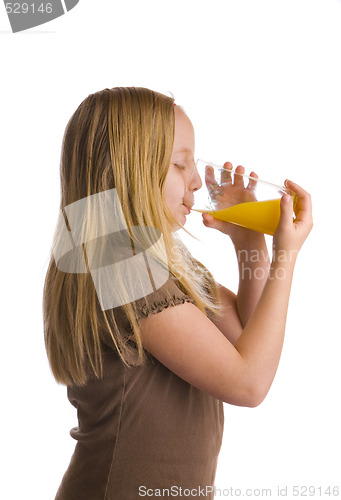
(175, 164), (186, 170)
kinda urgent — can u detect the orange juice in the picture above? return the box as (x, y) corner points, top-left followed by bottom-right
(194, 199), (282, 236)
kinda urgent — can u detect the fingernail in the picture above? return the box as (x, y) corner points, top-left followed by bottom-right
(283, 194), (291, 203)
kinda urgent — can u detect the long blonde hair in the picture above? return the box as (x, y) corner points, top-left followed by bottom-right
(43, 87), (223, 386)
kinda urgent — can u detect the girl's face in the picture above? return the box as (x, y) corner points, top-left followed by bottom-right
(164, 107), (202, 231)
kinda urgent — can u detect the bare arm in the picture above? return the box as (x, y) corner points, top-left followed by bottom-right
(233, 232), (270, 327)
(211, 232), (270, 345)
(209, 284), (242, 346)
(134, 180), (312, 408)
(203, 164), (270, 338)
(234, 257), (295, 404)
(208, 228), (270, 346)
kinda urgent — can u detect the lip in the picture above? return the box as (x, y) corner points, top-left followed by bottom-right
(182, 204), (191, 214)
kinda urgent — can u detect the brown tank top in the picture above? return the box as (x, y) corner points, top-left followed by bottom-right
(54, 275), (224, 499)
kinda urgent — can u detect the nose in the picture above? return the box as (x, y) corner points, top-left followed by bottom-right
(186, 161), (202, 193)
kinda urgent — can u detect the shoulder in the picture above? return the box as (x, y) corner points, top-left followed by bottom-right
(104, 273), (195, 342)
(133, 274), (196, 322)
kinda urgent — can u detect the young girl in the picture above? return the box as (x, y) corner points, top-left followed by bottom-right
(43, 87), (313, 499)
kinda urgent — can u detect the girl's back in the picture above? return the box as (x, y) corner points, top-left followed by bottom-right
(55, 274), (223, 499)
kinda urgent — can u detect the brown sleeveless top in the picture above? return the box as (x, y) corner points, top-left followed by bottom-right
(54, 275), (224, 500)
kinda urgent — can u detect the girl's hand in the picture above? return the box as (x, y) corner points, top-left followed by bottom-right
(202, 162), (260, 240)
(272, 179), (313, 259)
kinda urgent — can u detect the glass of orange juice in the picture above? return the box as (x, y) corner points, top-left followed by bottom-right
(190, 159), (298, 236)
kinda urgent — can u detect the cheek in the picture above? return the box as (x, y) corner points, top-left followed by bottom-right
(163, 171), (184, 209)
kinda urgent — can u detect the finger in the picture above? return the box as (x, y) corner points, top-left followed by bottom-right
(246, 171), (258, 190)
(205, 165), (218, 190)
(233, 165), (245, 187)
(202, 212), (228, 232)
(202, 212), (215, 225)
(284, 179), (312, 225)
(205, 165), (220, 200)
(220, 161), (233, 184)
(276, 193), (294, 232)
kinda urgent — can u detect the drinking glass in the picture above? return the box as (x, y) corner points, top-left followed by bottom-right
(189, 159), (298, 236)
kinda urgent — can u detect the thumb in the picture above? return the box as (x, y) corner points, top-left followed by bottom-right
(202, 213), (214, 225)
(202, 213), (218, 227)
(202, 212), (225, 231)
(277, 194), (293, 231)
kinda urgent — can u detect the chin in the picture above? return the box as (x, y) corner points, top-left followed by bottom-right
(169, 206), (187, 232)
(172, 218), (186, 232)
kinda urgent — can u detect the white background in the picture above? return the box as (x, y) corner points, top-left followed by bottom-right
(1, 1), (340, 498)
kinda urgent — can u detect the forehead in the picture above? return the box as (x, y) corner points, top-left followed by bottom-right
(174, 107), (193, 129)
(173, 109), (195, 155)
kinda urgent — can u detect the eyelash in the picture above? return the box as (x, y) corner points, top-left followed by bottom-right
(175, 164), (186, 170)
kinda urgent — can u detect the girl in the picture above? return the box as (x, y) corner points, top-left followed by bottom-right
(43, 87), (313, 499)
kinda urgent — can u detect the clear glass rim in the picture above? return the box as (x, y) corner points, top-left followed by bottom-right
(195, 158), (296, 197)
